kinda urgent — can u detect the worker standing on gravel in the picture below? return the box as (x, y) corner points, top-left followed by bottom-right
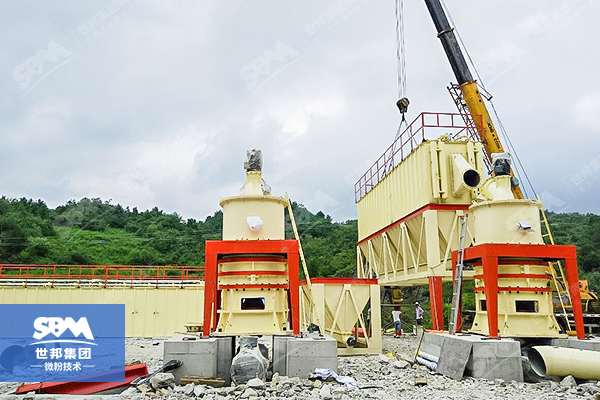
(392, 306), (402, 337)
(415, 302), (424, 327)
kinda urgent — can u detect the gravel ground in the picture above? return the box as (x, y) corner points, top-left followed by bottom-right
(1, 335), (599, 399)
(126, 337), (166, 373)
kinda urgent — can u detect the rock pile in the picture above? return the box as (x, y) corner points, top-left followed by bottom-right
(1, 336), (599, 399)
(120, 358), (599, 400)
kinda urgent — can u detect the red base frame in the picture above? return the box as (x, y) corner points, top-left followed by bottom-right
(202, 240), (300, 337)
(451, 243), (585, 339)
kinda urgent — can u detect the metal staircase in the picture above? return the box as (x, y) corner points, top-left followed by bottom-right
(449, 215), (468, 334)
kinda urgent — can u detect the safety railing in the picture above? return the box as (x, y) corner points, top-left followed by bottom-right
(0, 264), (205, 288)
(354, 112), (480, 202)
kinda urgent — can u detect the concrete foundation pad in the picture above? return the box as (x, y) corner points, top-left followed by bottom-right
(163, 335), (235, 385)
(420, 332), (523, 382)
(551, 337), (600, 352)
(273, 334), (337, 378)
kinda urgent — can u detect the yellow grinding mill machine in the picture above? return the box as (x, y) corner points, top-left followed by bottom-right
(454, 169), (585, 339)
(202, 150), (300, 337)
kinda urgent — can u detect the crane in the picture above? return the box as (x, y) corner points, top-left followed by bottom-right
(423, 0), (524, 199)
(421, 0), (600, 333)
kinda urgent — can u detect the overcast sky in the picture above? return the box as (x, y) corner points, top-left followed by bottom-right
(1, 0), (599, 222)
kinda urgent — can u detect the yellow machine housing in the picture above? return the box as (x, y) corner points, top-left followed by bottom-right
(468, 176), (563, 337)
(220, 171), (287, 240)
(357, 137), (484, 286)
(214, 168), (293, 335)
(300, 278), (382, 355)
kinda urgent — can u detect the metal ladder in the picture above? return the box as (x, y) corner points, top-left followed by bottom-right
(539, 203), (573, 331)
(284, 193), (324, 332)
(449, 214), (468, 334)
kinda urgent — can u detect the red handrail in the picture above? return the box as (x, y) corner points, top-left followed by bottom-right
(0, 264), (205, 286)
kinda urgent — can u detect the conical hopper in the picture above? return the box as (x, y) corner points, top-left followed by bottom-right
(301, 278), (380, 353)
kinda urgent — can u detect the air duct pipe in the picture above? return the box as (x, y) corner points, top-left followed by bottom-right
(528, 346), (600, 380)
(479, 175), (514, 201)
(451, 154), (481, 196)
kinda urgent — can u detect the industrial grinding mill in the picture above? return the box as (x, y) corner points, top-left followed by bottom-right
(203, 149), (300, 337)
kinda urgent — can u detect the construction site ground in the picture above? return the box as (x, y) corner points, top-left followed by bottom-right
(0, 335), (598, 399)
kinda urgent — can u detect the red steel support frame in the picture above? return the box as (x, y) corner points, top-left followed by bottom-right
(451, 243), (584, 339)
(428, 276), (444, 330)
(203, 240), (300, 338)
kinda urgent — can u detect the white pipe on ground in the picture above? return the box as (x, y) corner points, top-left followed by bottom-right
(528, 346), (600, 380)
(415, 356), (437, 371)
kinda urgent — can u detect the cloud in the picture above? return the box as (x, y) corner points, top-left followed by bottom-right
(253, 90), (345, 141)
(1, 1), (599, 222)
(573, 92), (600, 132)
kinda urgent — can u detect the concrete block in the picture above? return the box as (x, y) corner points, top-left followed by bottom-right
(419, 332), (442, 358)
(272, 335), (289, 376)
(273, 334), (337, 378)
(163, 335), (235, 385)
(551, 337), (600, 352)
(471, 340), (520, 359)
(419, 333), (523, 382)
(467, 339), (523, 382)
(437, 336), (472, 380)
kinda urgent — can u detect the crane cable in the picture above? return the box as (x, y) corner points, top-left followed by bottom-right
(440, 0), (536, 199)
(396, 0), (406, 100)
(395, 0), (409, 138)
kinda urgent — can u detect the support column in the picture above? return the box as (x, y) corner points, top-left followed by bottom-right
(565, 257), (585, 340)
(287, 245), (300, 335)
(369, 284), (382, 351)
(481, 255), (499, 338)
(428, 276), (444, 330)
(203, 243), (218, 338)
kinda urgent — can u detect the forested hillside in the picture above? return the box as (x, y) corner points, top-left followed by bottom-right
(0, 197), (356, 277)
(0, 197), (598, 288)
(546, 211), (600, 291)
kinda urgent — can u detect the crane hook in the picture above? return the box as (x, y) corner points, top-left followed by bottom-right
(396, 97), (410, 115)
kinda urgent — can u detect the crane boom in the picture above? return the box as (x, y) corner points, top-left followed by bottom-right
(423, 0), (524, 199)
